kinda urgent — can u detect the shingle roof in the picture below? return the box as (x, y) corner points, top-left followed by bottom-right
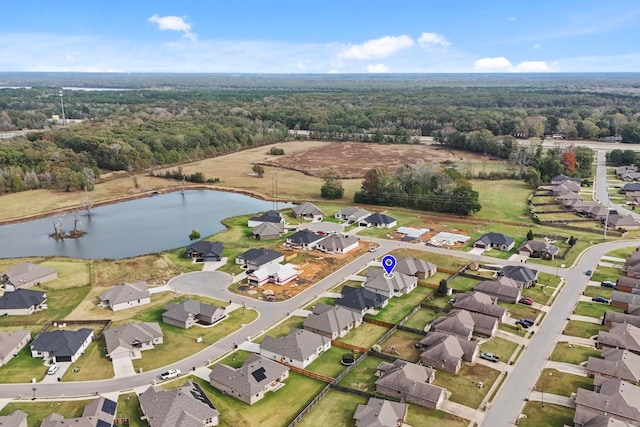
(1, 262), (56, 286)
(597, 323), (640, 353)
(394, 256), (437, 277)
(431, 310), (475, 337)
(375, 360), (445, 403)
(249, 210), (284, 223)
(104, 322), (163, 356)
(452, 292), (506, 319)
(617, 276), (640, 289)
(574, 378), (640, 425)
(475, 232), (514, 247)
(303, 304), (362, 336)
(586, 349), (640, 383)
(0, 410), (27, 427)
(0, 289), (46, 310)
(162, 299), (225, 323)
(184, 241), (224, 258)
(364, 213), (396, 225)
(237, 248), (283, 266)
(353, 398), (408, 427)
(604, 311), (640, 329)
(209, 353), (289, 399)
(0, 330), (30, 361)
(261, 328), (330, 362)
(499, 265), (538, 284)
(474, 277), (522, 299)
(99, 282), (149, 306)
(292, 202), (323, 216)
(419, 332), (478, 364)
(336, 286), (388, 312)
(364, 268), (417, 294)
(30, 329), (93, 358)
(337, 207), (370, 219)
(612, 291), (640, 306)
(286, 229), (324, 245)
(139, 381), (219, 427)
(252, 222), (285, 237)
(316, 234), (358, 252)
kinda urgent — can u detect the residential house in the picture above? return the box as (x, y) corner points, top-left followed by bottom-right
(297, 221), (344, 235)
(209, 353), (289, 405)
(99, 281), (151, 312)
(557, 192), (582, 205)
(419, 332), (479, 373)
(235, 248), (284, 271)
(336, 285), (388, 316)
(498, 265), (539, 288)
(251, 222), (285, 240)
(291, 202), (324, 222)
(361, 213), (397, 229)
(517, 240), (559, 260)
(551, 181), (580, 196)
(617, 277), (640, 294)
(247, 210), (285, 228)
(363, 268), (418, 298)
(551, 174), (582, 185)
(0, 330), (30, 366)
(0, 262), (57, 290)
(394, 256), (437, 278)
(0, 289), (47, 316)
(597, 323), (640, 355)
(353, 398), (408, 427)
(611, 291), (640, 311)
(247, 263), (298, 287)
(139, 381), (219, 427)
(427, 309), (498, 339)
(162, 299), (226, 329)
(285, 229), (324, 250)
(104, 322), (163, 360)
(0, 410), (27, 427)
(585, 349), (640, 384)
(624, 251), (640, 278)
(303, 303), (363, 339)
(616, 166), (638, 179)
(315, 234), (359, 254)
(184, 241), (224, 262)
(574, 378), (640, 426)
(375, 360), (447, 409)
(451, 291), (507, 322)
(41, 395), (117, 427)
(619, 171), (640, 182)
(572, 201), (609, 220)
(604, 311), (640, 329)
(396, 227), (430, 242)
(30, 328), (93, 363)
(606, 215), (640, 231)
(260, 328), (331, 369)
(622, 182), (640, 195)
(473, 233), (515, 251)
(335, 207), (370, 224)
(473, 276), (522, 304)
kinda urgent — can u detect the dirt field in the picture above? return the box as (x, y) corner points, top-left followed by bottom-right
(259, 142), (493, 179)
(91, 254), (180, 287)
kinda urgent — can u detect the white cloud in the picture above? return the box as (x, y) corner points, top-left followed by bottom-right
(148, 14), (197, 41)
(367, 63), (389, 73)
(473, 56), (553, 72)
(508, 16), (518, 22)
(513, 61), (551, 72)
(473, 56), (513, 71)
(532, 43), (541, 49)
(418, 32), (450, 48)
(338, 35), (414, 60)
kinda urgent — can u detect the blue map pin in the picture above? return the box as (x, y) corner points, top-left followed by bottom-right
(382, 255), (396, 277)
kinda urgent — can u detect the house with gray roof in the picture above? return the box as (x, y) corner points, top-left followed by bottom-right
(336, 286), (388, 316)
(285, 229), (324, 250)
(604, 311), (640, 329)
(252, 222), (285, 240)
(427, 309), (497, 339)
(517, 240), (559, 260)
(0, 330), (30, 366)
(551, 174), (582, 185)
(99, 281), (150, 312)
(473, 276), (522, 304)
(353, 397), (408, 427)
(260, 328), (331, 369)
(209, 353), (289, 405)
(375, 360), (447, 409)
(0, 262), (57, 290)
(139, 381), (219, 427)
(315, 234), (359, 254)
(616, 276), (640, 294)
(291, 202), (323, 222)
(0, 410), (27, 427)
(473, 233), (515, 251)
(419, 332), (478, 373)
(104, 322), (163, 360)
(303, 303), (363, 339)
(184, 241), (224, 261)
(499, 265), (539, 288)
(394, 256), (437, 278)
(452, 291), (507, 322)
(586, 349), (640, 384)
(607, 215), (640, 231)
(30, 328), (93, 363)
(611, 290), (640, 311)
(597, 323), (640, 355)
(235, 248), (284, 271)
(363, 268), (417, 298)
(247, 210), (285, 228)
(574, 378), (640, 426)
(361, 213), (397, 229)
(41, 395), (117, 427)
(0, 289), (47, 316)
(335, 207), (370, 224)
(162, 299), (226, 329)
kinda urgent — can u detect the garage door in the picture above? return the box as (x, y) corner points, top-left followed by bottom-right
(55, 356), (72, 362)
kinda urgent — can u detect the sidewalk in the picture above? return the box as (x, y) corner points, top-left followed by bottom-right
(569, 314), (602, 325)
(558, 335), (598, 346)
(440, 400), (485, 425)
(544, 360), (587, 376)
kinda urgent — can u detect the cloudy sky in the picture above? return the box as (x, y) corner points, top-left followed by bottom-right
(1, 0), (639, 73)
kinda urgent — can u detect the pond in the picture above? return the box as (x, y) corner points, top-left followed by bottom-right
(0, 190), (292, 259)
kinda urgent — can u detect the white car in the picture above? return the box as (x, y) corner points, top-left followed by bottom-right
(47, 364), (59, 375)
(160, 368), (181, 380)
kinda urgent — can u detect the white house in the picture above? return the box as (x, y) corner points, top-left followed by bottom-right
(247, 264), (298, 287)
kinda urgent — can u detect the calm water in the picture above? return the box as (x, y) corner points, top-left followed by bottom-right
(0, 190), (291, 259)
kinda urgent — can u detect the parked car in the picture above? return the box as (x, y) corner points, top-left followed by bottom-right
(585, 270), (593, 276)
(601, 281), (616, 288)
(47, 364), (59, 375)
(518, 297), (533, 306)
(515, 320), (530, 328)
(521, 318), (535, 327)
(160, 368), (181, 380)
(592, 296), (609, 304)
(480, 352), (500, 363)
(368, 246), (377, 253)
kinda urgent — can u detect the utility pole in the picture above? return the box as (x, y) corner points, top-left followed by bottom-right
(271, 173), (278, 210)
(603, 200), (610, 240)
(59, 90), (66, 126)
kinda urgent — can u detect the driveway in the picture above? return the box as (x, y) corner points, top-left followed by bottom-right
(39, 362), (71, 383)
(168, 271), (233, 297)
(469, 247), (485, 256)
(544, 361), (587, 376)
(113, 357), (136, 378)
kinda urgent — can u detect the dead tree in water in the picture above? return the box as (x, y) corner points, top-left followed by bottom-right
(83, 189), (93, 217)
(51, 215), (65, 239)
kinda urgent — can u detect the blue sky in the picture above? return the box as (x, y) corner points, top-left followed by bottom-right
(2, 0), (639, 73)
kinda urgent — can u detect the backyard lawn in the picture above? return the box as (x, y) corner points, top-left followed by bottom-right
(591, 265), (624, 283)
(117, 393), (146, 427)
(402, 308), (439, 330)
(297, 390), (366, 427)
(498, 301), (540, 320)
(519, 402), (575, 427)
(379, 330), (424, 362)
(432, 364), (501, 408)
(573, 301), (623, 319)
(337, 355), (386, 393)
(40, 259), (91, 288)
(549, 343), (600, 365)
(535, 369), (593, 397)
(0, 400), (92, 427)
(447, 276), (480, 292)
(479, 337), (519, 362)
(537, 272), (561, 287)
(499, 323), (528, 337)
(522, 284), (552, 305)
(305, 346), (361, 378)
(366, 286), (432, 323)
(605, 247), (635, 260)
(0, 345), (48, 383)
(583, 286), (613, 299)
(336, 323), (390, 349)
(563, 320), (607, 339)
(406, 406), (469, 427)
(62, 338), (114, 381)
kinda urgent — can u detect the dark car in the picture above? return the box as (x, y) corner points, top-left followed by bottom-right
(601, 281), (616, 288)
(515, 320), (530, 328)
(592, 296), (609, 304)
(518, 297), (533, 306)
(585, 270), (593, 276)
(520, 318), (535, 327)
(480, 352), (500, 363)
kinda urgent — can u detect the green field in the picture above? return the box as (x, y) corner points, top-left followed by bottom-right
(549, 343), (600, 365)
(0, 400), (93, 427)
(402, 308), (439, 330)
(297, 390), (366, 427)
(337, 355), (386, 393)
(366, 286), (433, 323)
(305, 346), (361, 378)
(479, 337), (519, 362)
(573, 301), (623, 319)
(117, 393), (146, 427)
(519, 402), (575, 427)
(535, 369), (593, 397)
(336, 323), (390, 349)
(432, 364), (500, 408)
(563, 320), (607, 339)
(471, 180), (532, 223)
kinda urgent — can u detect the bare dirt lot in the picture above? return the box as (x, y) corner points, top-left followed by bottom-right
(259, 142), (493, 179)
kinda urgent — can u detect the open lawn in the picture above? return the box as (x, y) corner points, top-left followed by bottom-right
(117, 393), (146, 427)
(215, 349), (253, 369)
(407, 405), (469, 427)
(563, 320), (607, 339)
(471, 180), (531, 223)
(402, 308), (439, 330)
(550, 343), (600, 365)
(605, 247), (635, 260)
(573, 301), (623, 319)
(535, 368), (593, 397)
(499, 322), (528, 337)
(592, 265), (624, 283)
(583, 286), (613, 299)
(522, 284), (552, 305)
(447, 275), (480, 292)
(479, 337), (519, 362)
(480, 247), (518, 260)
(254, 315), (305, 344)
(0, 345), (48, 383)
(305, 297), (336, 310)
(297, 390), (366, 427)
(62, 338), (113, 381)
(379, 329), (424, 362)
(432, 364), (500, 408)
(366, 286), (432, 324)
(0, 400), (93, 427)
(426, 296), (452, 309)
(336, 323), (390, 349)
(305, 346), (361, 378)
(388, 249), (469, 274)
(519, 402), (575, 427)
(422, 272), (451, 288)
(537, 272), (561, 287)
(498, 301), (540, 320)
(91, 254), (181, 287)
(337, 355), (386, 393)
(39, 259), (90, 288)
